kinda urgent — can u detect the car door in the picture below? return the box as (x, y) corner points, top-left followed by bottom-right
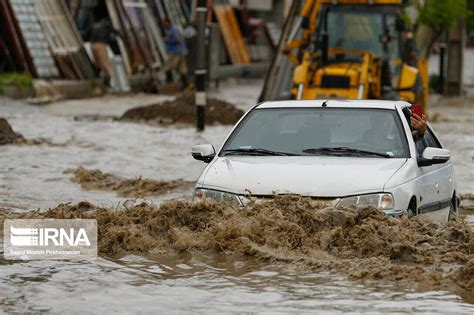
(416, 127), (452, 219)
(414, 136), (437, 213)
(424, 127), (452, 206)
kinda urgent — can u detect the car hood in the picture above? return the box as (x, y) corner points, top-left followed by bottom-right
(199, 156), (407, 197)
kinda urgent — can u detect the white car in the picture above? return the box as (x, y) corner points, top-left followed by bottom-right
(191, 100), (458, 223)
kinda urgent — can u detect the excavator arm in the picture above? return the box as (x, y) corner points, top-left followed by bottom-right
(259, 0), (429, 106)
(283, 0), (322, 66)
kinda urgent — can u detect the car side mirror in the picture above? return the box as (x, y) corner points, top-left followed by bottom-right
(191, 144), (216, 163)
(418, 147), (450, 167)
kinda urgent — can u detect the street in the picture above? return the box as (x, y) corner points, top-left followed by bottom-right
(1, 80), (473, 313)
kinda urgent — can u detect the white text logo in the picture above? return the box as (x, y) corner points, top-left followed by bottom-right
(4, 219), (97, 260)
(10, 226), (91, 247)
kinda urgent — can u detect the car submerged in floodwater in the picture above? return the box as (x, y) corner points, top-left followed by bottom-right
(191, 100), (458, 223)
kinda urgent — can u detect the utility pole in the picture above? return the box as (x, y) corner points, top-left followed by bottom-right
(195, 0), (207, 131)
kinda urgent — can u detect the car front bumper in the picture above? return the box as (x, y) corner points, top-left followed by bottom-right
(381, 209), (405, 217)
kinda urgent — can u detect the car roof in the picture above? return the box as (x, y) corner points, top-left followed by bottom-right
(256, 100), (411, 110)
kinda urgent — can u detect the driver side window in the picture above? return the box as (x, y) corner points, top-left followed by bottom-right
(416, 128), (442, 157)
(401, 108), (425, 157)
(401, 108), (441, 157)
(424, 128), (442, 149)
(415, 137), (426, 157)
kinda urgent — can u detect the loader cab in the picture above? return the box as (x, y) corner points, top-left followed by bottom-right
(313, 4), (416, 99)
(319, 4), (403, 65)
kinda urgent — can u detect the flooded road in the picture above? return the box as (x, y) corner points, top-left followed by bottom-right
(1, 86), (473, 313)
(2, 255), (473, 314)
(429, 97), (474, 195)
(0, 95), (230, 210)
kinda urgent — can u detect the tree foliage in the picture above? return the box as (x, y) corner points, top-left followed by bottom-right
(467, 0), (474, 35)
(418, 0), (467, 35)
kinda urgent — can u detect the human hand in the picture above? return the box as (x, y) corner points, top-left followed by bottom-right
(411, 113), (427, 136)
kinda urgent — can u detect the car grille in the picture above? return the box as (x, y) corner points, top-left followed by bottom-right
(240, 196), (338, 207)
(320, 75), (351, 89)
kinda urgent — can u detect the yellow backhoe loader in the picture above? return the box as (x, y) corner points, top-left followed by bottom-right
(260, 0), (428, 113)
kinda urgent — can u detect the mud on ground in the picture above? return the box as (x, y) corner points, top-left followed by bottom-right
(0, 117), (52, 146)
(64, 167), (194, 198)
(119, 91), (244, 125)
(2, 196), (472, 301)
(0, 117), (44, 145)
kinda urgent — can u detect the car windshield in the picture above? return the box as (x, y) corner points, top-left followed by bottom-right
(325, 10), (401, 61)
(221, 108), (409, 158)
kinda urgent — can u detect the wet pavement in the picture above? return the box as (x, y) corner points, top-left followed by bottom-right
(1, 81), (473, 313)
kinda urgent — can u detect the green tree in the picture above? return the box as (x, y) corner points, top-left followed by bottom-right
(414, 0), (469, 57)
(418, 0), (467, 34)
(467, 0), (474, 35)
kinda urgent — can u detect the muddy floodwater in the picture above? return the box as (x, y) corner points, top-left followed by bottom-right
(1, 87), (473, 313)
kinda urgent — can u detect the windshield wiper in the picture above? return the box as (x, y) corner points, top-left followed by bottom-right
(302, 147), (391, 158)
(222, 148), (298, 156)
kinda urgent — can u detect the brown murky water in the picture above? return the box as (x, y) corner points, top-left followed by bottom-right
(1, 94), (473, 313)
(64, 166), (193, 198)
(1, 197), (473, 294)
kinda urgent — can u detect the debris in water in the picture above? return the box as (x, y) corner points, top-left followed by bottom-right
(460, 194), (474, 213)
(2, 196), (473, 300)
(0, 117), (49, 145)
(455, 258), (474, 292)
(0, 117), (26, 145)
(119, 91), (243, 125)
(64, 167), (193, 197)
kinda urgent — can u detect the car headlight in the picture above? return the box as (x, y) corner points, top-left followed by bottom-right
(193, 188), (242, 206)
(336, 193), (394, 210)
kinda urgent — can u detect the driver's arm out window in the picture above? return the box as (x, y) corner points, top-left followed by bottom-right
(401, 108), (425, 156)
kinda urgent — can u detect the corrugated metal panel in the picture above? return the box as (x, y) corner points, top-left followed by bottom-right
(34, 0), (95, 79)
(9, 0), (60, 77)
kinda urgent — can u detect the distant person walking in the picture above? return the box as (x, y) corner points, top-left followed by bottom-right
(87, 17), (122, 87)
(163, 19), (188, 88)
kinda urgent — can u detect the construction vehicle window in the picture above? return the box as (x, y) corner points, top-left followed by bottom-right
(222, 108), (409, 158)
(386, 15), (401, 60)
(387, 14), (402, 82)
(327, 11), (383, 58)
